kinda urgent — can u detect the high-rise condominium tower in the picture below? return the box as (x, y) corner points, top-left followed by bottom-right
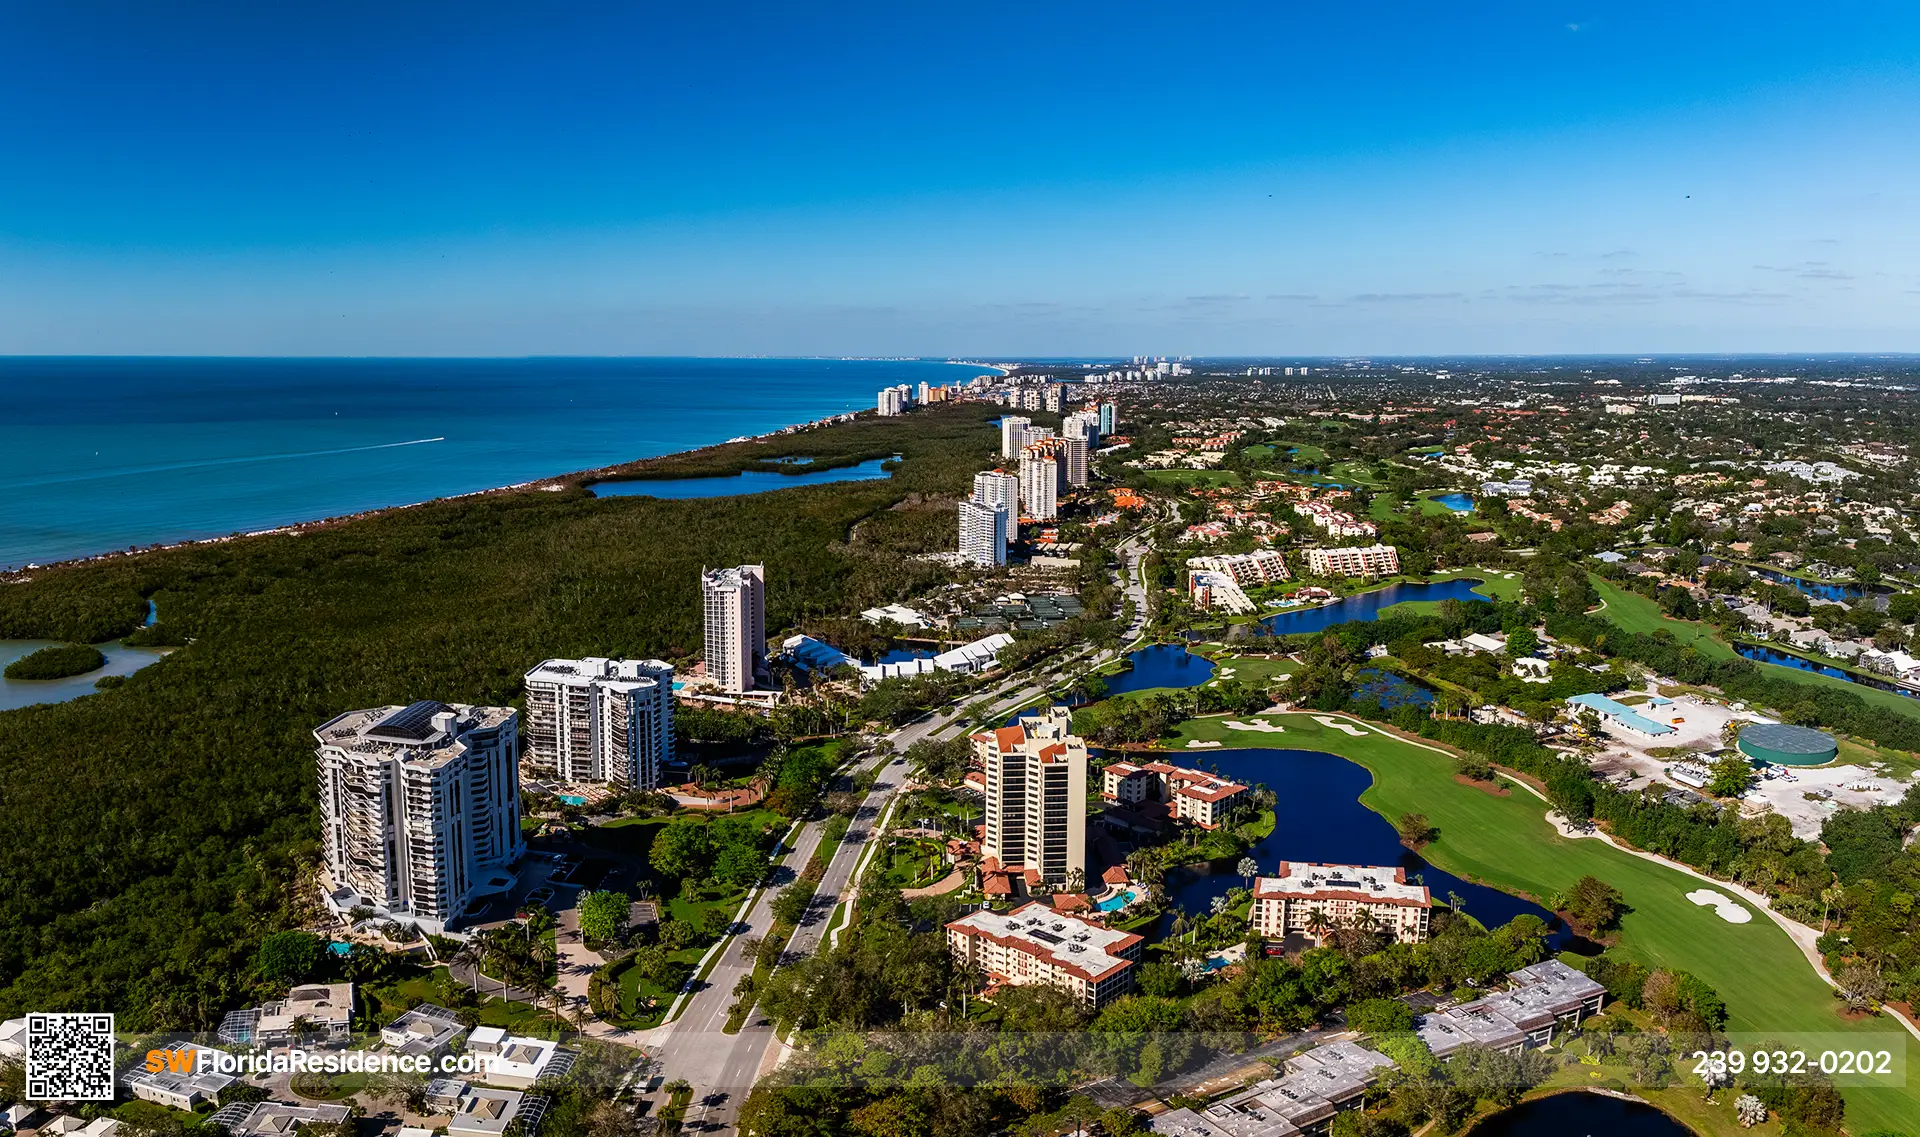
(1000, 415), (1032, 458)
(1019, 439), (1065, 521)
(314, 700), (524, 933)
(973, 706), (1087, 887)
(523, 657), (675, 790)
(972, 470), (1020, 545)
(957, 499), (1008, 567)
(702, 564), (767, 693)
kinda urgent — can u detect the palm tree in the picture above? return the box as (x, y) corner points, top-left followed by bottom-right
(1236, 857), (1258, 887)
(1304, 907), (1332, 943)
(1209, 895), (1229, 917)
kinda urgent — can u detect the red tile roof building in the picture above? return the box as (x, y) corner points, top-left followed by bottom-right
(1101, 760), (1251, 829)
(1251, 863), (1432, 945)
(946, 901), (1143, 1008)
(971, 707), (1088, 889)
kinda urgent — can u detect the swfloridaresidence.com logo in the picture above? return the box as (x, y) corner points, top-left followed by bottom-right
(145, 1043), (505, 1077)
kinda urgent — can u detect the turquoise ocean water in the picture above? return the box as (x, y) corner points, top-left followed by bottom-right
(0, 357), (988, 569)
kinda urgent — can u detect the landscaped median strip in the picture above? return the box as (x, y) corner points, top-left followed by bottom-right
(658, 817), (803, 1028)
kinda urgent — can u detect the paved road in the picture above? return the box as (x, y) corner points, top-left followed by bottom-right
(647, 533), (1155, 1124)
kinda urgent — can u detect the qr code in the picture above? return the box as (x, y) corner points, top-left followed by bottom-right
(26, 1013), (117, 1101)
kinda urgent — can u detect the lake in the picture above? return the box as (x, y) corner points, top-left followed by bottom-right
(589, 455), (898, 499)
(1736, 642), (1919, 702)
(1104, 643), (1217, 694)
(1261, 578), (1489, 636)
(1156, 747), (1582, 950)
(1467, 1092), (1689, 1137)
(1432, 492), (1475, 513)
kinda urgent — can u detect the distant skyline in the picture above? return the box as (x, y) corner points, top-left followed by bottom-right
(2, 2), (1918, 357)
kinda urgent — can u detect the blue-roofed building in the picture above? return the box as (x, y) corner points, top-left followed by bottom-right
(1564, 692), (1675, 737)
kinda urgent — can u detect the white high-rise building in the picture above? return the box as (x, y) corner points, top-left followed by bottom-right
(972, 470), (1020, 544)
(957, 499), (1008, 567)
(1098, 402), (1118, 435)
(1019, 439), (1063, 521)
(972, 707), (1087, 887)
(702, 564), (767, 693)
(916, 381), (932, 404)
(1043, 385), (1063, 413)
(1063, 409), (1100, 444)
(1000, 415), (1031, 458)
(314, 700), (524, 933)
(523, 658), (675, 791)
(877, 385), (910, 416)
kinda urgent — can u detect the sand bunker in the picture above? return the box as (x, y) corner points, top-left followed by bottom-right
(1224, 719), (1287, 733)
(1186, 739), (1223, 749)
(1686, 888), (1753, 924)
(1313, 716), (1369, 737)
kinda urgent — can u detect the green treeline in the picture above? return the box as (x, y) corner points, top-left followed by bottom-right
(0, 406), (1001, 1027)
(2, 642), (105, 680)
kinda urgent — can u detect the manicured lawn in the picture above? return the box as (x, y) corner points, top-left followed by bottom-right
(1277, 440), (1327, 463)
(1242, 444), (1279, 462)
(1144, 468), (1243, 488)
(1204, 653), (1298, 688)
(1374, 568), (1521, 616)
(1326, 460), (1387, 488)
(1836, 736), (1920, 780)
(1366, 495), (1403, 522)
(369, 967), (556, 1035)
(1161, 712), (1920, 1132)
(1587, 576), (1737, 659)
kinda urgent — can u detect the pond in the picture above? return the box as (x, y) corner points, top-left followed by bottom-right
(1748, 565), (1868, 602)
(1261, 578), (1489, 636)
(1155, 747), (1583, 951)
(1431, 492), (1475, 513)
(1467, 1092), (1689, 1136)
(1103, 643), (1217, 694)
(588, 455), (898, 498)
(1736, 643), (1920, 702)
(1352, 667), (1435, 709)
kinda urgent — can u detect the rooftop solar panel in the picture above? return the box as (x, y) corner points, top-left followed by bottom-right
(366, 700), (455, 741)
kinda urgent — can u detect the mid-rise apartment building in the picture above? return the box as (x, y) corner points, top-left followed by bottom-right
(974, 707), (1087, 886)
(1188, 549), (1292, 587)
(1304, 544), (1400, 579)
(523, 657), (675, 790)
(958, 499), (1008, 566)
(1251, 863), (1431, 945)
(702, 564), (767, 693)
(1101, 760), (1251, 829)
(972, 469), (1020, 545)
(314, 701), (524, 933)
(945, 902), (1142, 1008)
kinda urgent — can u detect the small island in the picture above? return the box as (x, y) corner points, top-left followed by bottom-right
(4, 642), (106, 681)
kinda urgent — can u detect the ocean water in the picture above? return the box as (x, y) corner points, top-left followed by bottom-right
(0, 357), (991, 568)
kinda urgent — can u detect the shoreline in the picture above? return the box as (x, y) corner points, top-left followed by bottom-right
(0, 403), (896, 584)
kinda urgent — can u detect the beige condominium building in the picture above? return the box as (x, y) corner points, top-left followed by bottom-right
(523, 657), (675, 790)
(702, 563), (767, 693)
(1304, 544), (1400, 579)
(973, 706), (1087, 888)
(314, 701), (524, 934)
(946, 902), (1143, 1008)
(1251, 862), (1432, 945)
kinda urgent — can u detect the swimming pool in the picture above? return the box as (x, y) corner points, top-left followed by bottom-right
(327, 942), (353, 957)
(1096, 887), (1140, 912)
(557, 794), (587, 806)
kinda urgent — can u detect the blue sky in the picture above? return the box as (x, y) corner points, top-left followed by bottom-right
(1, 1), (1916, 356)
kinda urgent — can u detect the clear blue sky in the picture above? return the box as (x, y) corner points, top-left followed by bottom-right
(2, 1), (1916, 356)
